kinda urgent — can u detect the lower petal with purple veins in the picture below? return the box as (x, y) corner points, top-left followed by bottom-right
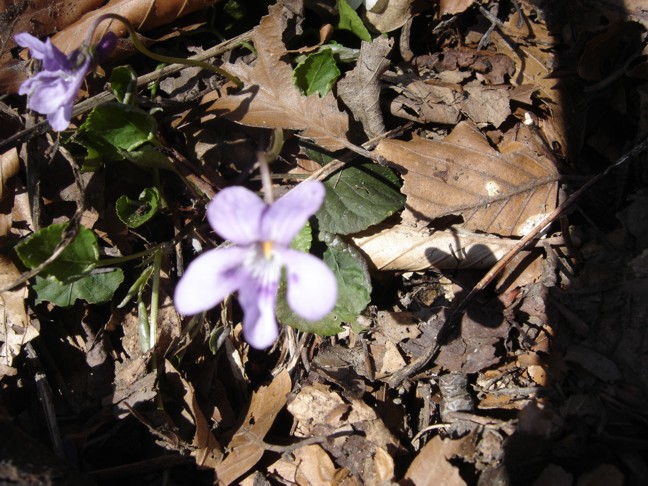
(238, 278), (280, 349)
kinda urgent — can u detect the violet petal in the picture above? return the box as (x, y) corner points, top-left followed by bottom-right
(174, 246), (248, 315)
(238, 277), (279, 349)
(207, 186), (265, 245)
(280, 248), (337, 321)
(260, 181), (325, 245)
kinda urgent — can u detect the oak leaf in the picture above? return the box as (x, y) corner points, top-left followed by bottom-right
(207, 2), (350, 152)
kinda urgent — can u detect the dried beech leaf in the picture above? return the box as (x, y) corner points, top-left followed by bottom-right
(338, 36), (393, 138)
(404, 435), (466, 486)
(374, 122), (559, 237)
(165, 360), (224, 468)
(208, 2), (349, 152)
(52, 0), (221, 54)
(363, 0), (412, 33)
(268, 445), (338, 485)
(0, 0), (221, 93)
(439, 0), (474, 16)
(215, 369), (291, 485)
(352, 224), (518, 271)
(0, 0), (104, 48)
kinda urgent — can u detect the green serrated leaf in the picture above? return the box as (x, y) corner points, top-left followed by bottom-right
(78, 102), (158, 162)
(15, 223), (99, 282)
(32, 269), (124, 307)
(317, 163), (404, 234)
(116, 187), (160, 228)
(293, 49), (341, 97)
(277, 234), (371, 336)
(338, 0), (372, 41)
(109, 66), (137, 104)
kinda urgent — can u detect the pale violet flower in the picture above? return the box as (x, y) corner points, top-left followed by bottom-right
(15, 32), (116, 131)
(346, 0), (382, 11)
(174, 181), (338, 349)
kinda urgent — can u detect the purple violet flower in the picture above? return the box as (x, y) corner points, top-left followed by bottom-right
(14, 32), (114, 131)
(174, 181), (338, 349)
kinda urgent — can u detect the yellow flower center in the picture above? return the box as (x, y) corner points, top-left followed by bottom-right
(262, 240), (273, 259)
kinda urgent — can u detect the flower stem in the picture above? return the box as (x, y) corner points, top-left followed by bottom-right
(258, 128), (285, 204)
(88, 13), (242, 87)
(149, 248), (162, 351)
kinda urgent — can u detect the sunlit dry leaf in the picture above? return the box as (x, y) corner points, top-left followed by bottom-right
(0, 256), (34, 370)
(268, 444), (338, 485)
(374, 122), (559, 237)
(439, 0), (474, 16)
(363, 0), (412, 33)
(208, 2), (349, 152)
(403, 435), (466, 486)
(337, 36), (393, 138)
(215, 369), (291, 485)
(53, 0), (221, 54)
(353, 224), (518, 272)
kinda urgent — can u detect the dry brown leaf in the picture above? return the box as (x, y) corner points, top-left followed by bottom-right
(337, 36), (393, 138)
(363, 0), (412, 33)
(353, 224), (518, 271)
(0, 0), (103, 49)
(374, 122), (559, 237)
(268, 444), (338, 485)
(403, 435), (466, 486)
(386, 74), (463, 125)
(52, 0), (221, 54)
(215, 369), (291, 485)
(164, 360), (224, 467)
(0, 149), (19, 239)
(0, 255), (34, 370)
(439, 0), (474, 16)
(208, 2), (349, 152)
(0, 0), (221, 93)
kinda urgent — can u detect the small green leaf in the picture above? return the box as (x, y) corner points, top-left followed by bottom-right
(291, 222), (312, 252)
(116, 187), (161, 228)
(338, 0), (371, 41)
(78, 102), (158, 162)
(32, 269), (124, 307)
(293, 49), (341, 97)
(317, 163), (405, 234)
(277, 233), (372, 336)
(122, 144), (176, 172)
(109, 66), (137, 104)
(15, 223), (99, 282)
